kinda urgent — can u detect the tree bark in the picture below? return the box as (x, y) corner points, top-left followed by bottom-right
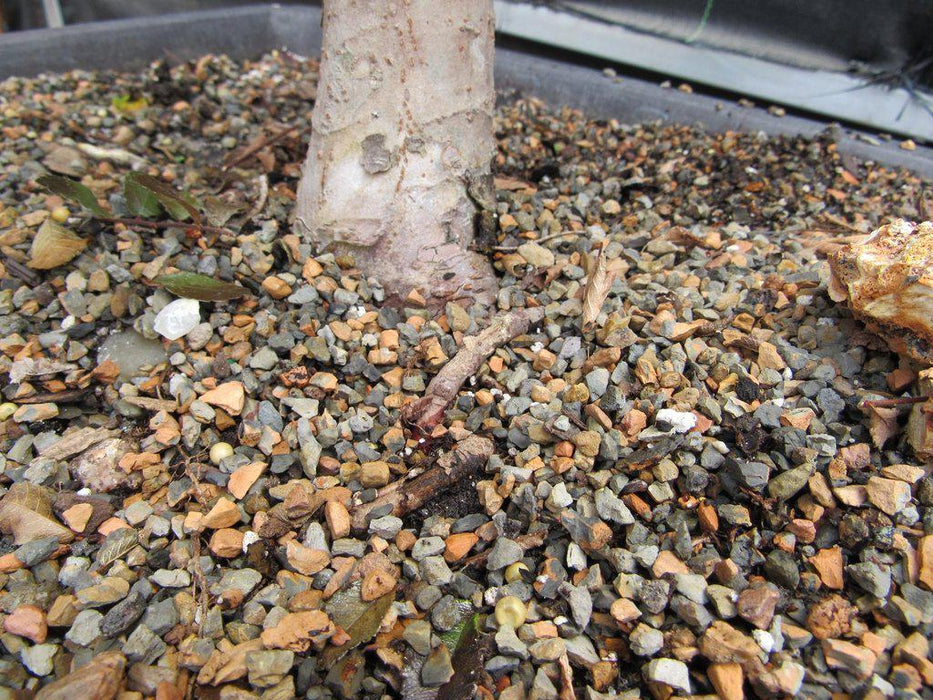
(295, 0), (498, 307)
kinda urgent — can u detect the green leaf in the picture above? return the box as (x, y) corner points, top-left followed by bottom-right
(437, 614), (491, 700)
(437, 600), (475, 650)
(320, 582), (395, 668)
(36, 174), (108, 217)
(154, 272), (248, 302)
(111, 94), (148, 114)
(123, 175), (162, 217)
(123, 172), (201, 224)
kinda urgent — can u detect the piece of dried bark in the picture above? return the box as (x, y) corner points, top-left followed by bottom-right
(401, 307), (545, 433)
(30, 426), (119, 467)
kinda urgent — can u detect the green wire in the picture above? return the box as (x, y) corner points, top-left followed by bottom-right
(685, 0), (714, 44)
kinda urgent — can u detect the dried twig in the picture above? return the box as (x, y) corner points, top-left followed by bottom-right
(859, 396), (927, 409)
(222, 124), (312, 171)
(349, 435), (493, 532)
(100, 216), (235, 237)
(1, 256), (42, 286)
(15, 388), (91, 404)
(401, 306), (546, 433)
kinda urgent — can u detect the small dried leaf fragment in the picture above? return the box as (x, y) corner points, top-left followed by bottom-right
(41, 145), (88, 177)
(202, 195), (244, 227)
(92, 527), (139, 572)
(866, 406), (899, 449)
(28, 220), (87, 270)
(261, 610), (335, 652)
(0, 482), (74, 545)
(581, 248), (617, 327)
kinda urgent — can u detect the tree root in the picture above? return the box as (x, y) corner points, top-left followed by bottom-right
(350, 435), (494, 532)
(401, 306), (546, 434)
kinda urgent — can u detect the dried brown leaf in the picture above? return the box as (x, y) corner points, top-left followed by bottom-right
(28, 220), (88, 270)
(0, 482), (74, 545)
(197, 639), (263, 686)
(92, 527), (138, 572)
(867, 406), (900, 449)
(581, 248), (617, 328)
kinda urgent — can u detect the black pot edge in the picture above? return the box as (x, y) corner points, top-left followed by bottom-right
(1, 4), (931, 178)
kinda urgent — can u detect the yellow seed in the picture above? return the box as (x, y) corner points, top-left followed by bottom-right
(0, 403), (17, 421)
(50, 206), (70, 223)
(210, 441), (234, 465)
(494, 595), (527, 629)
(504, 561), (529, 583)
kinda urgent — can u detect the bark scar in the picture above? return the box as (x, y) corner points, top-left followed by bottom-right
(360, 133), (394, 174)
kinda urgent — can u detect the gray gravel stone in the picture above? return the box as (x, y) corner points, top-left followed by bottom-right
(629, 623), (664, 657)
(495, 624), (529, 658)
(644, 658), (691, 693)
(846, 561), (892, 599)
(486, 538), (523, 570)
(421, 644), (454, 687)
(65, 609), (103, 646)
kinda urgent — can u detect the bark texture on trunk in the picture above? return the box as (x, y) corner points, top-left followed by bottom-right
(295, 0), (497, 306)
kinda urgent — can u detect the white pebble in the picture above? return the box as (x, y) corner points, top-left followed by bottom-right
(753, 629), (774, 653)
(153, 298), (200, 340)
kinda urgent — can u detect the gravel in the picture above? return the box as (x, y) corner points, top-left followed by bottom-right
(0, 50), (930, 700)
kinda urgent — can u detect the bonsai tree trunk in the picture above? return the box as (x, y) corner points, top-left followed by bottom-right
(294, 0), (498, 307)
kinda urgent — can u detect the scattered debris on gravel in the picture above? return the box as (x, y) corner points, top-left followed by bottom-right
(1, 51), (932, 700)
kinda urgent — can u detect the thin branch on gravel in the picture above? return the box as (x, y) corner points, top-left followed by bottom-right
(222, 123), (312, 171)
(101, 216), (235, 237)
(1, 256), (41, 286)
(859, 396), (927, 408)
(16, 388), (91, 404)
(349, 435), (494, 532)
(401, 306), (546, 434)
